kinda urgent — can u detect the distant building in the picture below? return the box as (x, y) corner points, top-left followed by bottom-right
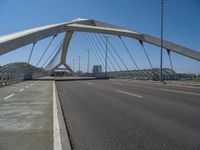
(77, 70), (83, 76)
(92, 65), (102, 76)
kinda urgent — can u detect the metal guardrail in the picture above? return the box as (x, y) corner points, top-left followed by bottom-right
(0, 73), (23, 86)
(81, 68), (178, 80)
(0, 62), (48, 87)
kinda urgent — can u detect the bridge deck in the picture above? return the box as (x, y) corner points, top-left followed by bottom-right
(56, 79), (200, 150)
(0, 81), (53, 150)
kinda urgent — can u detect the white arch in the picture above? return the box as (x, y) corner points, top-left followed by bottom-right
(0, 18), (200, 71)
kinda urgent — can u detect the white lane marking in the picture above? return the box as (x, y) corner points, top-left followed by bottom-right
(53, 81), (63, 150)
(116, 90), (143, 98)
(30, 83), (34, 86)
(18, 88), (24, 92)
(31, 82), (37, 86)
(3, 94), (15, 100)
(25, 86), (29, 88)
(84, 82), (93, 85)
(160, 88), (200, 96)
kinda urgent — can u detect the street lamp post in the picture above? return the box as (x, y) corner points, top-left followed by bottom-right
(73, 59), (75, 72)
(160, 0), (164, 82)
(87, 49), (90, 73)
(104, 36), (109, 79)
(69, 62), (72, 69)
(78, 56), (81, 71)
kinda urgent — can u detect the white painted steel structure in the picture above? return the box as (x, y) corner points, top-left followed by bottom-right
(0, 18), (200, 71)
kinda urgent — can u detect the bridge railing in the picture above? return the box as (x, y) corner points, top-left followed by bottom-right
(0, 62), (48, 87)
(80, 68), (178, 80)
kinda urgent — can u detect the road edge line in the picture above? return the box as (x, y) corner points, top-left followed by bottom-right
(53, 81), (72, 150)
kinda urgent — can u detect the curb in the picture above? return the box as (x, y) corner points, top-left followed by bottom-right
(53, 81), (72, 150)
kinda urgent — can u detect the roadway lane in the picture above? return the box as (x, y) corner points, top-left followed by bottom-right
(56, 80), (200, 150)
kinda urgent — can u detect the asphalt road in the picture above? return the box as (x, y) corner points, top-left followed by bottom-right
(56, 79), (200, 150)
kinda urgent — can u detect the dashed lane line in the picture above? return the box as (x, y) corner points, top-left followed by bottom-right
(18, 88), (24, 92)
(30, 82), (37, 86)
(3, 94), (15, 100)
(116, 90), (143, 98)
(2, 82), (38, 100)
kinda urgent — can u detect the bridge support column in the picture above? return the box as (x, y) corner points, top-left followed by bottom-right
(60, 31), (74, 65)
(50, 31), (75, 74)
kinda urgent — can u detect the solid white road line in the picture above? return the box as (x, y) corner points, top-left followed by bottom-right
(53, 81), (63, 150)
(3, 94), (15, 100)
(116, 90), (143, 98)
(18, 88), (24, 92)
(160, 88), (200, 96)
(25, 86), (29, 88)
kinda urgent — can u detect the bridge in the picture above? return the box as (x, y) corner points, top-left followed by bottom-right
(0, 18), (200, 150)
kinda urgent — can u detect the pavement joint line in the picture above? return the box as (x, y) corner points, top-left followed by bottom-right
(111, 79), (200, 89)
(116, 89), (143, 98)
(160, 88), (200, 96)
(84, 82), (93, 85)
(18, 88), (24, 92)
(3, 93), (15, 100)
(111, 81), (124, 85)
(165, 84), (200, 89)
(53, 81), (63, 150)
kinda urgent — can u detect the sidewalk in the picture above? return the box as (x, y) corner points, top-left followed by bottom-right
(0, 81), (53, 150)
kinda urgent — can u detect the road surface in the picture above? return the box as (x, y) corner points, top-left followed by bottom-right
(0, 81), (53, 150)
(56, 79), (200, 150)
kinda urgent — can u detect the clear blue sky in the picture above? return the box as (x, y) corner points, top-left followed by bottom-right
(0, 0), (200, 74)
